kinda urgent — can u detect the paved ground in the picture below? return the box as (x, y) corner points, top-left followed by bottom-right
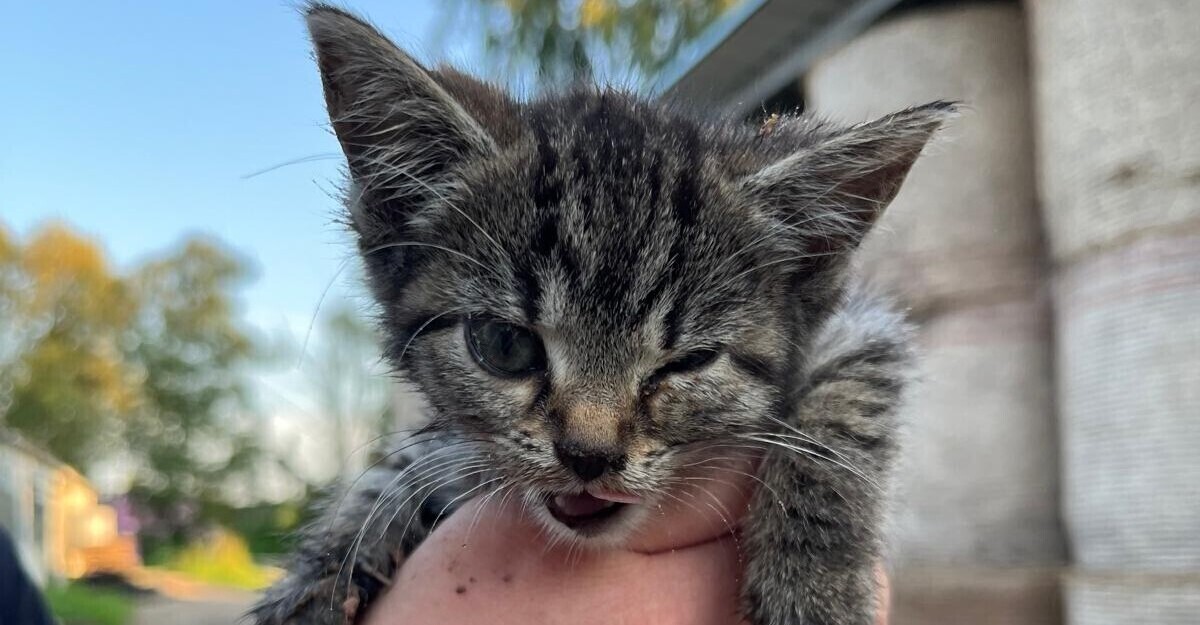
(123, 566), (265, 624)
(134, 593), (258, 625)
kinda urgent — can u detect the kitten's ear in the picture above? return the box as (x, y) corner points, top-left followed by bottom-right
(743, 101), (957, 259)
(305, 5), (498, 214)
(428, 66), (524, 148)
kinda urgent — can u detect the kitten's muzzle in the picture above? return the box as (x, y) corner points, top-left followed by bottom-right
(553, 441), (627, 482)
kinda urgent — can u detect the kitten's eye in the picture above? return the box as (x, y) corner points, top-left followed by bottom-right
(659, 348), (721, 377)
(464, 317), (546, 377)
(644, 348), (722, 394)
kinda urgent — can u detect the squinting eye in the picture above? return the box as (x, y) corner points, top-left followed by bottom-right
(657, 348), (720, 378)
(642, 347), (722, 396)
(464, 316), (547, 377)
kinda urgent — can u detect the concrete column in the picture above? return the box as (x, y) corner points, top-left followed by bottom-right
(1027, 0), (1200, 622)
(807, 3), (1063, 624)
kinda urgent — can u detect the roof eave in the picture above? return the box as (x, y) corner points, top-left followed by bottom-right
(648, 0), (904, 114)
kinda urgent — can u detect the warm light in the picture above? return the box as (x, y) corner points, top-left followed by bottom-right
(79, 506), (118, 548)
(62, 483), (93, 511)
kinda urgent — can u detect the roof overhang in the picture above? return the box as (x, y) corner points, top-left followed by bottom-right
(648, 0), (904, 114)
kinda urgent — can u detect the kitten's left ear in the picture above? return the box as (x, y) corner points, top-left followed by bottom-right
(743, 101), (957, 258)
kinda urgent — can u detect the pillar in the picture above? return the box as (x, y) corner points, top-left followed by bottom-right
(807, 3), (1064, 623)
(1027, 0), (1200, 622)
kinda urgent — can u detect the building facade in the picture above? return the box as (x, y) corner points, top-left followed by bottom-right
(0, 428), (139, 586)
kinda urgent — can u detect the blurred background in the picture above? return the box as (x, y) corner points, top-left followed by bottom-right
(1, 1), (1195, 624)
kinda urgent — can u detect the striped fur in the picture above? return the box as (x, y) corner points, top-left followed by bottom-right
(253, 5), (953, 624)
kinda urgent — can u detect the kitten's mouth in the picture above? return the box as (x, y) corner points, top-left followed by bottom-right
(543, 489), (642, 535)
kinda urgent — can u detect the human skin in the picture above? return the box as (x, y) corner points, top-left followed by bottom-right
(363, 455), (889, 625)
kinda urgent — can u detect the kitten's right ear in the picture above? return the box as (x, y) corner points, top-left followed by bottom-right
(305, 4), (496, 224)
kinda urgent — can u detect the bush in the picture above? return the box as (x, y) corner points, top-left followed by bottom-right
(45, 582), (133, 625)
(167, 528), (281, 590)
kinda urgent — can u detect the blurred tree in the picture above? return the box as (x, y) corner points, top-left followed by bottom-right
(0, 224), (139, 469)
(122, 238), (266, 548)
(0, 224), (275, 550)
(445, 0), (741, 85)
(0, 224), (19, 417)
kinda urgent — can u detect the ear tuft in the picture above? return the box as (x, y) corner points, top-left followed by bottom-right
(744, 101), (958, 258)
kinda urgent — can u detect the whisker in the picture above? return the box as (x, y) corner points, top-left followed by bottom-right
(378, 461), (491, 540)
(394, 466), (495, 542)
(331, 456), (482, 607)
(327, 430), (483, 534)
(333, 456), (486, 602)
(241, 152), (342, 179)
(737, 434), (879, 489)
(658, 488), (729, 539)
(394, 308), (464, 366)
(464, 481), (511, 546)
(298, 254), (355, 369)
(753, 427), (862, 471)
(431, 476), (504, 528)
(367, 452), (484, 538)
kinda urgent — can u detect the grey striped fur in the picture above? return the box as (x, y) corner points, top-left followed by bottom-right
(252, 5), (952, 624)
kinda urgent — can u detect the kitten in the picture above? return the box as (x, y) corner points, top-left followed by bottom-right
(253, 5), (952, 624)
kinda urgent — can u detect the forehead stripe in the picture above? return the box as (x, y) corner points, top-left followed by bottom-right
(530, 114), (562, 211)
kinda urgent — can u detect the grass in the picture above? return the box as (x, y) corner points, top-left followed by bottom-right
(45, 582), (133, 625)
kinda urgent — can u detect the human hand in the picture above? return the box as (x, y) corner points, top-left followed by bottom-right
(362, 454), (890, 624)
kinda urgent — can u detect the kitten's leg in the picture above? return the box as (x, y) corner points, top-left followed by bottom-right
(742, 293), (912, 625)
(250, 444), (477, 625)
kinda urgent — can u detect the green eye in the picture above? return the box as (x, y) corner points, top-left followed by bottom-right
(464, 317), (547, 377)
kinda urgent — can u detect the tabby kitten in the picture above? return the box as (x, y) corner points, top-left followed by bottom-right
(254, 5), (953, 624)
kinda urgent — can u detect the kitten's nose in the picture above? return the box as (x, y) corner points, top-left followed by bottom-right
(554, 442), (626, 482)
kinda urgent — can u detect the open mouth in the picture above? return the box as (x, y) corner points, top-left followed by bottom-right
(544, 489), (642, 534)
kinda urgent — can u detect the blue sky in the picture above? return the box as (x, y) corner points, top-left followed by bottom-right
(1, 1), (478, 335)
(0, 1), (679, 491)
(0, 1), (492, 488)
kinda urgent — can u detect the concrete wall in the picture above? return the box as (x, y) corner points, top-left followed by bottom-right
(1026, 0), (1200, 622)
(806, 3), (1064, 623)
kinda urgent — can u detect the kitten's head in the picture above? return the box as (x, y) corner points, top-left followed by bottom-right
(307, 5), (950, 542)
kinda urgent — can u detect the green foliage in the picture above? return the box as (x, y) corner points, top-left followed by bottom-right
(44, 582), (133, 625)
(0, 223), (138, 469)
(122, 239), (264, 547)
(0, 222), (271, 547)
(445, 0), (741, 85)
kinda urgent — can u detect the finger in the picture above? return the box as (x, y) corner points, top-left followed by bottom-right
(876, 564), (891, 625)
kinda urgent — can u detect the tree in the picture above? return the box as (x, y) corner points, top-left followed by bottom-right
(0, 223), (272, 549)
(0, 223), (138, 469)
(445, 0), (741, 86)
(122, 238), (265, 547)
